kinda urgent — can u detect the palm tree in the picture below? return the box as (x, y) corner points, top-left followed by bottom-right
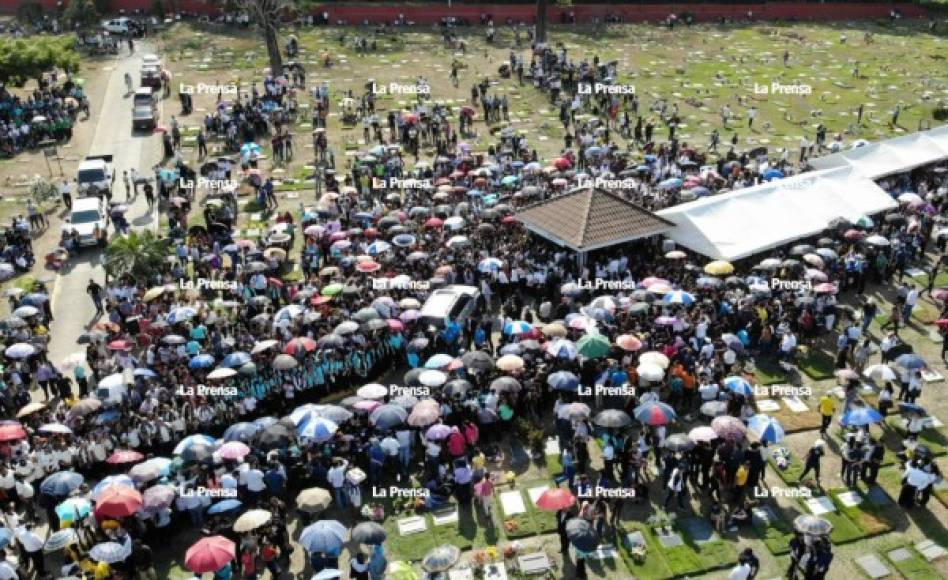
(105, 230), (169, 281)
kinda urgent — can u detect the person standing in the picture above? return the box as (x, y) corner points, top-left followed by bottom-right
(818, 393), (835, 436)
(798, 439), (825, 486)
(787, 532), (805, 580)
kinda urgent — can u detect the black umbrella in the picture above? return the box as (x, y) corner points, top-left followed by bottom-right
(180, 443), (215, 463)
(592, 409), (632, 429)
(828, 217), (852, 229)
(257, 423), (293, 448)
(884, 213), (906, 223)
(565, 518), (599, 551)
(461, 351), (495, 373)
(403, 368), (424, 386)
(444, 379), (473, 398)
(351, 521), (387, 544)
(490, 376), (521, 393)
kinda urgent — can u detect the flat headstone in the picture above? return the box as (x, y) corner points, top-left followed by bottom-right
(784, 396), (810, 413)
(757, 399), (781, 412)
(916, 541), (947, 561)
(855, 554), (890, 578)
(680, 517), (718, 544)
(527, 486), (549, 506)
(397, 515), (427, 536)
(805, 496), (836, 515)
(624, 531), (645, 549)
(431, 506), (459, 526)
(887, 548), (913, 563)
(499, 490), (526, 515)
(752, 506), (778, 527)
(866, 486), (893, 506)
(544, 438), (561, 456)
(921, 369), (944, 383)
(656, 529), (683, 548)
(837, 491), (863, 507)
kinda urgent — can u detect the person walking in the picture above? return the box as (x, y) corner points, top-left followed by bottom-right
(798, 439), (825, 487)
(818, 393), (835, 436)
(86, 279), (104, 316)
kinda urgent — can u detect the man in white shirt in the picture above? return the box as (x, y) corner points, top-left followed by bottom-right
(780, 331), (797, 363)
(904, 287), (919, 322)
(327, 458), (349, 508)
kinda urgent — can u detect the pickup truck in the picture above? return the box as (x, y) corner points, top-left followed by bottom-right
(77, 155), (115, 198)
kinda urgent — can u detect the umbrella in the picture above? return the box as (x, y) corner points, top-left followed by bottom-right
(895, 354), (926, 370)
(639, 351), (671, 369)
(711, 416), (747, 441)
(4, 343), (35, 358)
(863, 364), (897, 382)
(217, 441), (252, 460)
(536, 488), (577, 511)
(444, 379), (473, 398)
(299, 520), (347, 553)
(173, 434), (216, 455)
(662, 433), (695, 452)
(700, 401), (728, 418)
(637, 363), (665, 382)
(422, 544), (462, 572)
(272, 354), (299, 371)
(840, 403), (883, 427)
(55, 497), (92, 524)
(106, 450), (144, 464)
(503, 320), (533, 335)
(357, 384), (389, 399)
(297, 415), (338, 441)
(44, 529), (78, 553)
(370, 405), (408, 429)
(142, 484), (176, 510)
(496, 354), (525, 372)
(233, 509), (272, 532)
(257, 423), (293, 448)
(565, 518), (599, 551)
(592, 409), (632, 429)
(748, 414), (786, 443)
(577, 334), (610, 358)
(129, 458), (172, 482)
(426, 424), (453, 441)
(424, 353), (455, 369)
(688, 426), (718, 442)
(221, 351), (252, 367)
(616, 334), (643, 351)
(296, 487), (332, 513)
(207, 499), (243, 515)
(223, 422), (261, 442)
(704, 260), (734, 275)
(38, 423), (72, 435)
(460, 351), (494, 372)
(490, 376), (521, 393)
(315, 405), (354, 424)
(16, 402), (45, 418)
(40, 471), (84, 496)
(95, 485), (143, 518)
(90, 542), (129, 564)
(723, 376), (754, 396)
(793, 514), (833, 536)
(351, 521), (387, 544)
(633, 402), (676, 426)
(185, 536), (235, 574)
(663, 290), (696, 305)
(548, 371), (580, 392)
(407, 404), (441, 427)
(546, 339), (578, 360)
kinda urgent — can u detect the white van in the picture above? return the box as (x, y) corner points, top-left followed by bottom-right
(420, 284), (481, 329)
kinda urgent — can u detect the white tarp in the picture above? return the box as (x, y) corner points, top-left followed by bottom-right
(657, 167), (898, 261)
(809, 126), (948, 178)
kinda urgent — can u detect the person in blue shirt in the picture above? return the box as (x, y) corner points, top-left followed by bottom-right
(263, 461), (286, 498)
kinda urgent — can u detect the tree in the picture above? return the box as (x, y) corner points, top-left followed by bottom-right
(0, 36), (81, 86)
(63, 0), (100, 29)
(105, 230), (169, 281)
(536, 0), (548, 45)
(238, 0), (285, 78)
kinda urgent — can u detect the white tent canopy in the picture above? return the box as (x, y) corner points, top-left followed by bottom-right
(809, 125), (948, 178)
(657, 167), (898, 261)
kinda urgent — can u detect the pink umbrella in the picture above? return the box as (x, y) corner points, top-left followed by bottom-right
(711, 416), (747, 441)
(640, 277), (670, 288)
(814, 283), (837, 294)
(408, 405), (441, 427)
(688, 426), (718, 443)
(931, 288), (948, 301)
(217, 441), (251, 460)
(655, 316), (677, 326)
(616, 334), (643, 351)
(386, 319), (404, 332)
(354, 400), (381, 413)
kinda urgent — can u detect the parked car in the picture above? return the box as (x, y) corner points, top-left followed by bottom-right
(420, 285), (481, 329)
(62, 197), (108, 248)
(132, 105), (158, 131)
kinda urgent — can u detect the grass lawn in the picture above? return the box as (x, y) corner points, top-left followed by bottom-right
(884, 416), (948, 456)
(662, 522), (738, 577)
(881, 544), (944, 580)
(768, 404), (823, 434)
(750, 359), (788, 386)
(751, 503), (796, 556)
(494, 492), (537, 539)
(545, 453), (563, 478)
(827, 488), (894, 537)
(766, 449), (806, 487)
(429, 505), (502, 551)
(616, 522), (675, 580)
(806, 504), (866, 545)
(798, 348), (837, 381)
(383, 513), (438, 562)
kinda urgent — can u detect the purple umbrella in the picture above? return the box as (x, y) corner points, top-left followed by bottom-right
(426, 424), (453, 440)
(711, 416), (747, 441)
(142, 484), (176, 510)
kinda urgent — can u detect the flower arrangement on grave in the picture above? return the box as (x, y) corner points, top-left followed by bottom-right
(502, 543), (520, 559)
(503, 519), (519, 533)
(360, 503), (385, 521)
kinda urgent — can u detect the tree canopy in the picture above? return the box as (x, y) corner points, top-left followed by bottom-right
(0, 36), (81, 87)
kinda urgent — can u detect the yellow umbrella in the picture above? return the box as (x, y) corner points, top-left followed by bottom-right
(495, 355), (524, 372)
(142, 287), (165, 302)
(542, 322), (568, 338)
(16, 402), (45, 418)
(296, 487), (332, 513)
(704, 260), (734, 275)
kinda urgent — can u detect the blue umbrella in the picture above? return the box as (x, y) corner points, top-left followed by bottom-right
(89, 542), (129, 564)
(424, 354), (455, 369)
(583, 307), (613, 322)
(366, 241), (392, 255)
(723, 376), (754, 397)
(132, 368), (157, 378)
(548, 371), (580, 392)
(895, 354), (926, 370)
(762, 168), (784, 181)
(689, 186), (711, 197)
(510, 160), (525, 169)
(663, 290), (696, 306)
(546, 339), (578, 360)
(391, 234), (416, 247)
(253, 416), (279, 429)
(299, 520), (347, 553)
(585, 146), (604, 157)
(841, 405), (883, 427)
(167, 306), (197, 324)
(500, 175), (520, 186)
(94, 409), (122, 425)
(297, 416), (338, 442)
(222, 352), (252, 368)
(207, 499), (243, 514)
(173, 434), (216, 455)
(223, 422), (261, 442)
(189, 354), (216, 369)
(644, 154), (658, 163)
(748, 414), (785, 443)
(657, 178), (683, 190)
(503, 321), (532, 335)
(478, 258), (504, 273)
(40, 471), (84, 497)
(55, 497), (92, 522)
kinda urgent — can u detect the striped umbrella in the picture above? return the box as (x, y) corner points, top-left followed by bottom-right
(662, 290), (696, 305)
(748, 414), (786, 443)
(723, 376), (754, 396)
(633, 401), (677, 426)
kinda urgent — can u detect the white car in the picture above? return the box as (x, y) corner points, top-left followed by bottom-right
(102, 17), (131, 35)
(420, 285), (481, 329)
(141, 53), (162, 69)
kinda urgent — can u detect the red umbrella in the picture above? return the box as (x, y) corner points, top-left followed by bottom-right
(95, 485), (143, 518)
(424, 217), (444, 229)
(364, 228), (379, 238)
(843, 229), (865, 241)
(284, 337), (317, 355)
(536, 488), (577, 511)
(501, 215), (519, 225)
(553, 157), (571, 170)
(935, 319), (948, 329)
(616, 334), (643, 352)
(267, 277), (284, 287)
(356, 261), (381, 273)
(106, 450), (145, 465)
(402, 113), (419, 124)
(311, 296), (333, 307)
(185, 536), (235, 574)
(0, 423), (27, 442)
(107, 340), (131, 351)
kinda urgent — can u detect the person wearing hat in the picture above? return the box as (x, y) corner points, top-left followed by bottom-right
(798, 439), (825, 487)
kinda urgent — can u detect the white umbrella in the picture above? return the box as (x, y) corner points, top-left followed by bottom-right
(12, 306), (39, 318)
(251, 340), (279, 354)
(207, 368), (238, 380)
(637, 363), (665, 382)
(356, 384), (388, 399)
(863, 364), (897, 382)
(233, 509), (272, 532)
(418, 370), (448, 387)
(98, 373), (125, 389)
(272, 354), (298, 370)
(4, 343), (36, 359)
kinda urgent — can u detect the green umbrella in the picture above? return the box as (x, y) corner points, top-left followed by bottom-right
(321, 283), (344, 297)
(577, 334), (610, 358)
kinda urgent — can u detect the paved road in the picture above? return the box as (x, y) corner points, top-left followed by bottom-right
(45, 45), (165, 390)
